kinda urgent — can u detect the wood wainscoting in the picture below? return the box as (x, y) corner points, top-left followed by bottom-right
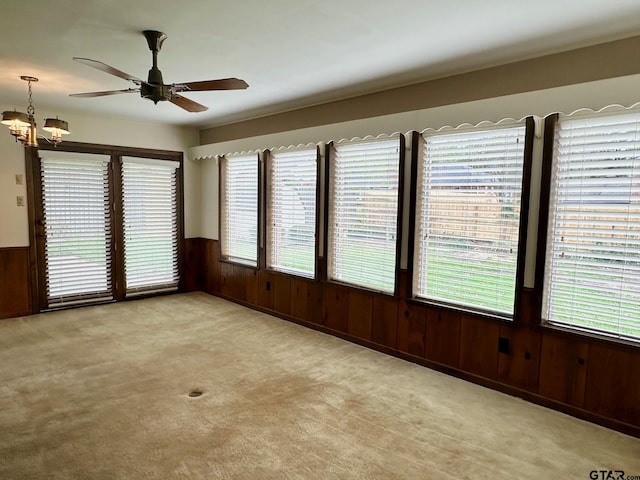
(0, 247), (32, 319)
(183, 237), (207, 293)
(186, 237), (640, 438)
(2, 238), (206, 320)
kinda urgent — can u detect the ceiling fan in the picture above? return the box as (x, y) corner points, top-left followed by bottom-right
(70, 30), (248, 112)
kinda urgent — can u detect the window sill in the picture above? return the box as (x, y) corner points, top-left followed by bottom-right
(219, 257), (258, 270)
(326, 279), (396, 297)
(541, 321), (640, 351)
(408, 296), (514, 323)
(265, 266), (316, 281)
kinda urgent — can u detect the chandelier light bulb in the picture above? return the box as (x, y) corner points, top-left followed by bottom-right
(1, 110), (30, 138)
(43, 117), (70, 144)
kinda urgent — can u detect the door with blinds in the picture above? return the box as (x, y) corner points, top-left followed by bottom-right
(38, 151), (114, 308)
(121, 157), (180, 296)
(34, 148), (182, 310)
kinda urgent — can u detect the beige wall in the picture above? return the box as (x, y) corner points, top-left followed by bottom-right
(0, 132), (30, 247)
(200, 35), (640, 144)
(0, 108), (200, 247)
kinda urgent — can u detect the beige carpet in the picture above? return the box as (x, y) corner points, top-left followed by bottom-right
(0, 292), (638, 479)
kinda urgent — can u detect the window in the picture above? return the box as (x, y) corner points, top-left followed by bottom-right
(413, 123), (529, 316)
(32, 144), (183, 311)
(122, 157), (180, 294)
(220, 154), (259, 266)
(327, 136), (403, 293)
(542, 111), (640, 341)
(266, 148), (318, 277)
(40, 152), (113, 307)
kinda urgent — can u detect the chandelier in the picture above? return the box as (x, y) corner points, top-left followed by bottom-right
(2, 76), (70, 147)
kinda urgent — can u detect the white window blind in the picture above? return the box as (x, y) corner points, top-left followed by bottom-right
(267, 148), (317, 277)
(543, 112), (640, 341)
(122, 157), (180, 295)
(414, 125), (526, 316)
(41, 154), (112, 307)
(328, 136), (401, 293)
(220, 154), (259, 266)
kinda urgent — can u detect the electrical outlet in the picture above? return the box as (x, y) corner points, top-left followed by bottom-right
(498, 337), (510, 354)
(16, 196), (25, 207)
(15, 174), (24, 185)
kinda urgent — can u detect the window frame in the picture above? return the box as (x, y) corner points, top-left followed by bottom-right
(27, 141), (184, 312)
(324, 135), (405, 295)
(218, 153), (260, 268)
(536, 111), (640, 343)
(264, 146), (321, 279)
(408, 119), (534, 321)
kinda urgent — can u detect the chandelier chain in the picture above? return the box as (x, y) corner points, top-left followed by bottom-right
(26, 80), (35, 116)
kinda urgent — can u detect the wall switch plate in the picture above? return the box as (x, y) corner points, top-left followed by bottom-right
(15, 174), (24, 185)
(16, 196), (25, 207)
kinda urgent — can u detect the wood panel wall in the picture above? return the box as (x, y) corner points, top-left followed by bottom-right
(186, 238), (640, 438)
(2, 238), (204, 319)
(0, 247), (32, 319)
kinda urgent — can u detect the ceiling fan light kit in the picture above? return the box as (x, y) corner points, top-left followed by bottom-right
(71, 30), (249, 112)
(2, 76), (70, 147)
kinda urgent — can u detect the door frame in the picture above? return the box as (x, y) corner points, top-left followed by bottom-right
(26, 141), (184, 312)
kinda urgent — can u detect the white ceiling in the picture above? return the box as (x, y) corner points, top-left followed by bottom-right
(2, 0), (640, 130)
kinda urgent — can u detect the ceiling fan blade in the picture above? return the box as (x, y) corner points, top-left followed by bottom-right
(70, 88), (140, 98)
(169, 94), (208, 112)
(73, 57), (144, 85)
(172, 78), (249, 92)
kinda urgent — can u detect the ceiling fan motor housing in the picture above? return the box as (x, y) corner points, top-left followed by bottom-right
(141, 81), (171, 104)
